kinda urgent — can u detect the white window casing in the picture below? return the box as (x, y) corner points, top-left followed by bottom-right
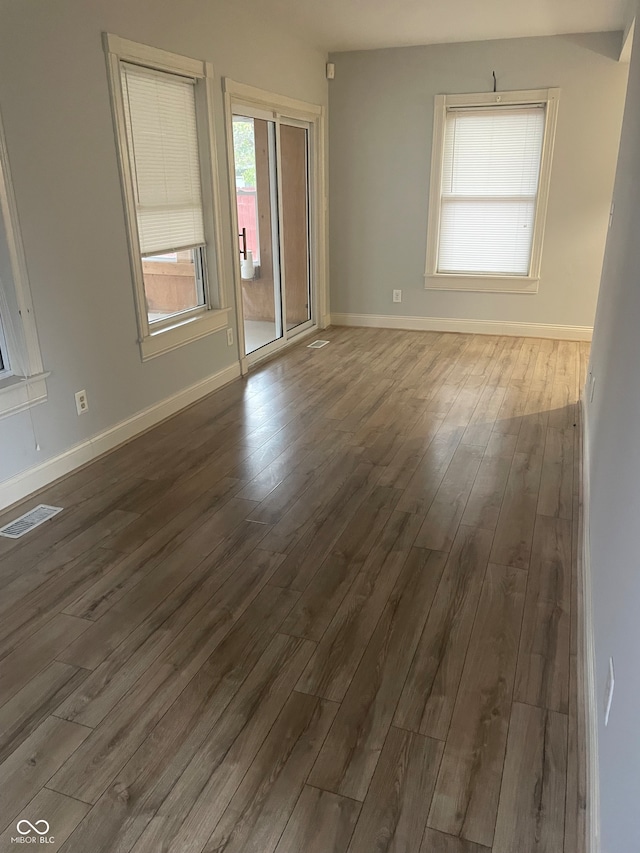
(104, 34), (230, 359)
(425, 88), (560, 293)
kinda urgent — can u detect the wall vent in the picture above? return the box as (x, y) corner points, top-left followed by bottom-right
(0, 504), (63, 539)
(307, 340), (330, 349)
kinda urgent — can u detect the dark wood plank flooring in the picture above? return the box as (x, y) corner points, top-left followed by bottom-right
(0, 327), (588, 853)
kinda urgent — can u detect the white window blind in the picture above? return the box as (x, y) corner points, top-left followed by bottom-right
(437, 106), (545, 276)
(121, 63), (205, 256)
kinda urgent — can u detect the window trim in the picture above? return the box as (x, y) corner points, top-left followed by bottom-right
(104, 34), (230, 360)
(0, 106), (48, 419)
(424, 87), (560, 293)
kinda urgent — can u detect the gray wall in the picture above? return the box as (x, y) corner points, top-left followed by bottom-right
(586, 10), (640, 853)
(328, 33), (628, 328)
(0, 0), (327, 484)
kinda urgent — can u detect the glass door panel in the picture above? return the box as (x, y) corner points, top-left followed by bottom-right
(279, 124), (311, 332)
(232, 115), (283, 356)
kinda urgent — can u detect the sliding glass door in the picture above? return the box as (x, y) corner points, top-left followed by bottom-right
(231, 106), (314, 361)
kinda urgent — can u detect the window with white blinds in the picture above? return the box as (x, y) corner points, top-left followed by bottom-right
(425, 89), (559, 292)
(437, 105), (545, 276)
(121, 63), (205, 256)
(106, 35), (228, 359)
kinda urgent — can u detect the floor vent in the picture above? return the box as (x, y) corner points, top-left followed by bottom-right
(307, 340), (330, 349)
(0, 504), (63, 539)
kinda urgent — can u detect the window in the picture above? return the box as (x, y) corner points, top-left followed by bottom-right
(0, 107), (48, 419)
(425, 88), (560, 293)
(105, 35), (229, 360)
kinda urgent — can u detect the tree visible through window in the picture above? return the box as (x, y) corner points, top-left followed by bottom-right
(233, 118), (257, 188)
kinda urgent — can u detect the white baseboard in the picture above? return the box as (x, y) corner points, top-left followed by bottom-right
(330, 312), (593, 341)
(0, 362), (241, 511)
(581, 401), (600, 853)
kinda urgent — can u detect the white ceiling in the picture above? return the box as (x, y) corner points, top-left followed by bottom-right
(245, 0), (628, 52)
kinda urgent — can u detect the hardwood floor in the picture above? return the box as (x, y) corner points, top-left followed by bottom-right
(0, 327), (588, 853)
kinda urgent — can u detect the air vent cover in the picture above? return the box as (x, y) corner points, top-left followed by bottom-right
(307, 340), (330, 349)
(0, 504), (63, 539)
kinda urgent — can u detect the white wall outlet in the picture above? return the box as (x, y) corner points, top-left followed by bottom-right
(604, 656), (615, 726)
(75, 390), (88, 415)
(393, 289), (402, 303)
(226, 328), (234, 346)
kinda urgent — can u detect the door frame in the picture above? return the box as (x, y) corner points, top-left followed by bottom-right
(223, 78), (327, 373)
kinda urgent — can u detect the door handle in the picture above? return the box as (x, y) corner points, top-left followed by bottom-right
(238, 228), (248, 260)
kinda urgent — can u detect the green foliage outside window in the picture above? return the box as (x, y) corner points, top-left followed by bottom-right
(233, 119), (256, 189)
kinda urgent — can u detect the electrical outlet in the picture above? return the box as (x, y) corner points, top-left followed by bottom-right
(75, 390), (88, 415)
(604, 657), (615, 726)
(226, 328), (234, 346)
(393, 289), (402, 303)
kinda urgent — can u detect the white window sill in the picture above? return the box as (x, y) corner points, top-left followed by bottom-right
(0, 372), (49, 419)
(140, 307), (232, 360)
(424, 274), (539, 294)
